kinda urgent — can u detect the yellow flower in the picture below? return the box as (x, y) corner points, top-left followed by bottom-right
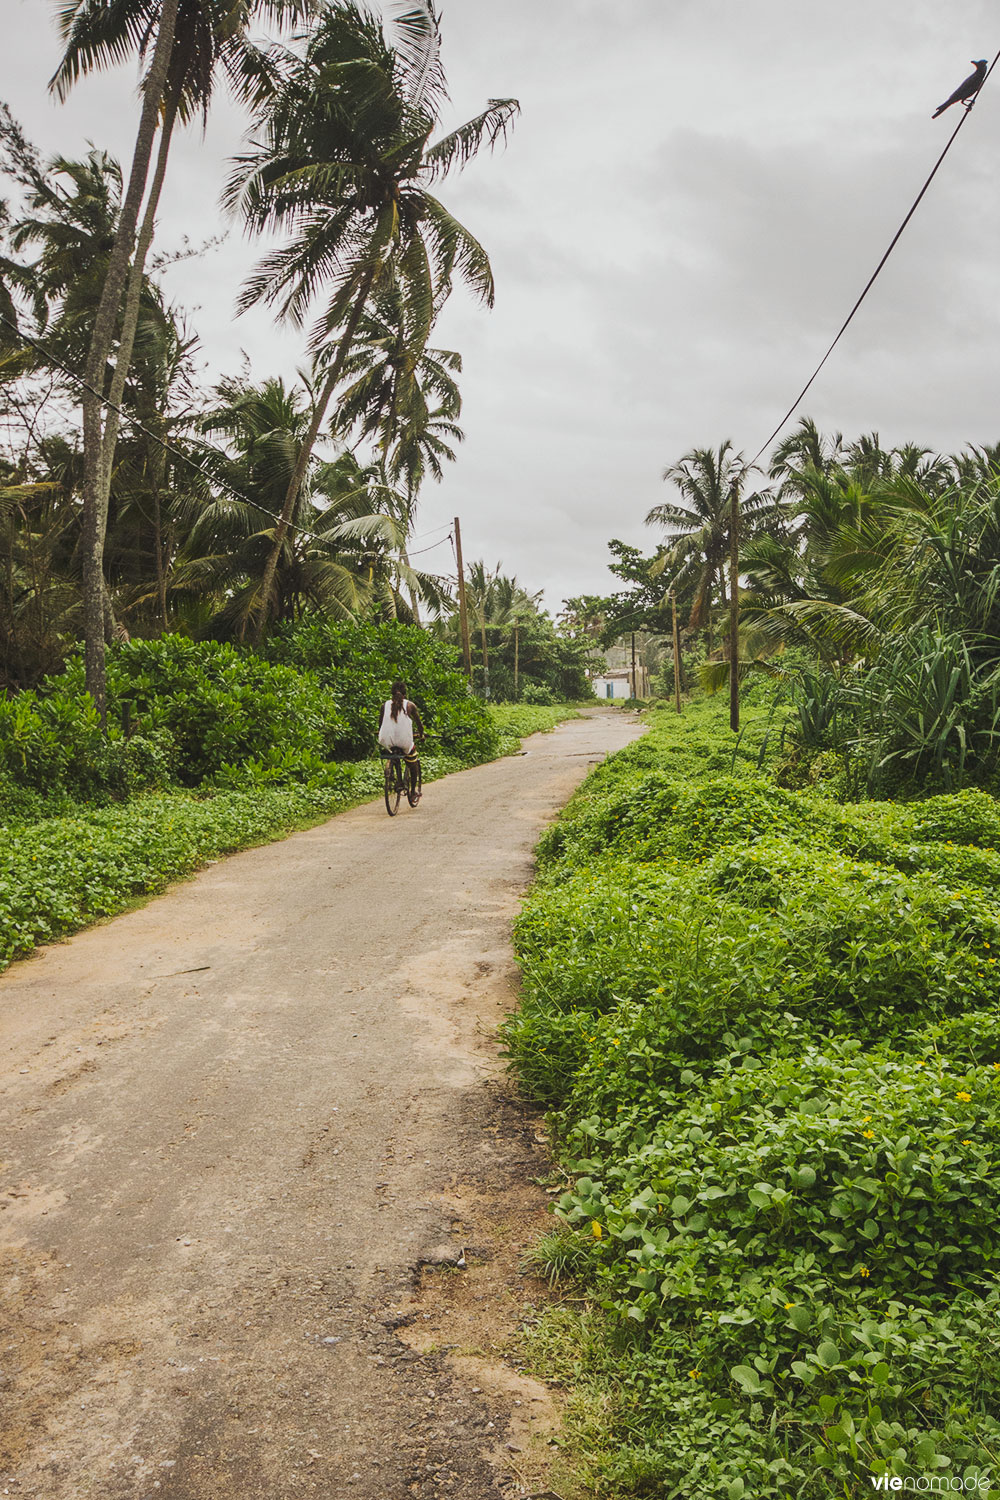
(914, 1061), (924, 1068)
(688, 1369), (701, 1379)
(611, 1039), (620, 1047)
(859, 1266), (871, 1278)
(863, 1130), (874, 1139)
(591, 1221), (603, 1239)
(962, 1139), (972, 1145)
(784, 1302), (795, 1310)
(956, 1091), (972, 1102)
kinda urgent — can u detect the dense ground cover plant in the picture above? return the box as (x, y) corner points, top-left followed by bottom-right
(507, 695), (1000, 1497)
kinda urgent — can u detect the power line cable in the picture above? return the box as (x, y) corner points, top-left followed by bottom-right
(750, 50), (1000, 468)
(407, 519), (452, 544)
(407, 532), (453, 559)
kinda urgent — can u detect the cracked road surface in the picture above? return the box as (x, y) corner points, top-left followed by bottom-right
(0, 710), (641, 1499)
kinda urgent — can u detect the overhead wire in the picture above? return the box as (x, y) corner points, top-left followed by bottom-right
(749, 50), (1000, 468)
(406, 532), (453, 559)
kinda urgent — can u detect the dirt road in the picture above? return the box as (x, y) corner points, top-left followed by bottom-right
(0, 710), (641, 1500)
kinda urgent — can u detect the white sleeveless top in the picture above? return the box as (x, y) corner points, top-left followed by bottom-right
(379, 699), (415, 752)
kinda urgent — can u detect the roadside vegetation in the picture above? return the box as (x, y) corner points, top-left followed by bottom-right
(0, 625), (581, 973)
(507, 693), (1000, 1498)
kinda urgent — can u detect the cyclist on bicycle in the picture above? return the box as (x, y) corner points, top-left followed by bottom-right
(378, 679), (424, 774)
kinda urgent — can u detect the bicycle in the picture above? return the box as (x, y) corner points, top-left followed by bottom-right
(382, 748), (422, 816)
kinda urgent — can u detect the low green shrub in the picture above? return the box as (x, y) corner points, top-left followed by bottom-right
(508, 690), (1000, 1497)
(522, 681), (557, 706)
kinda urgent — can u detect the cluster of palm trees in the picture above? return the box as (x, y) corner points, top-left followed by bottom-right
(647, 420), (1000, 655)
(643, 418), (1000, 787)
(1, 1), (518, 704)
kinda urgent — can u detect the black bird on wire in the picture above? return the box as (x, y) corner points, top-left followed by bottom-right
(932, 58), (988, 117)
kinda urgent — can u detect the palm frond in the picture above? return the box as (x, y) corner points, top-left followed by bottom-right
(423, 99), (520, 178)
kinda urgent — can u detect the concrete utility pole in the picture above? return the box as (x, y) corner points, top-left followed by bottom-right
(729, 479), (740, 733)
(453, 517), (473, 683)
(670, 593), (682, 714)
(630, 632), (638, 700)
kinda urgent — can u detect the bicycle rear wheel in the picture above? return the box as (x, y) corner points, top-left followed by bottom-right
(406, 761), (422, 807)
(384, 756), (403, 816)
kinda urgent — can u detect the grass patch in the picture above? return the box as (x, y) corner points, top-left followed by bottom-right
(506, 694), (1000, 1498)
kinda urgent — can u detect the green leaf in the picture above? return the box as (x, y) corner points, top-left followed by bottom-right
(730, 1365), (761, 1394)
(816, 1340), (841, 1368)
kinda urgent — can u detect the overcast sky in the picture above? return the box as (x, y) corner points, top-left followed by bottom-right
(5, 0), (999, 608)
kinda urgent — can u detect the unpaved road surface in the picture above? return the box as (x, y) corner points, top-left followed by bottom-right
(0, 711), (640, 1500)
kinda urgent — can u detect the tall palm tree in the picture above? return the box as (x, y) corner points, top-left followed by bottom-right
(463, 559), (499, 694)
(491, 571), (542, 698)
(52, 0), (314, 718)
(335, 280), (462, 460)
(647, 441), (753, 641)
(226, 0), (518, 638)
(769, 416), (845, 496)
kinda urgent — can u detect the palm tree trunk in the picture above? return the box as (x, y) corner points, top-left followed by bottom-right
(97, 85), (181, 523)
(80, 0), (180, 725)
(480, 616), (489, 697)
(253, 262), (379, 644)
(153, 486), (168, 632)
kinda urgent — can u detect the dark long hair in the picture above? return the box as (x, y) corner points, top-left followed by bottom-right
(390, 679), (406, 721)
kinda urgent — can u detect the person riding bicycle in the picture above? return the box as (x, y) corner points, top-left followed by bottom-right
(378, 679), (424, 776)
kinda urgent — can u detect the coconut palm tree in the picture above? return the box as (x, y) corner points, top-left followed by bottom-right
(491, 571), (542, 698)
(335, 280), (462, 456)
(226, 0), (518, 639)
(52, 0), (315, 718)
(647, 441), (760, 644)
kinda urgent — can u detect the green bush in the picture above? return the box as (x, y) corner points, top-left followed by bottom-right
(263, 618), (497, 762)
(102, 636), (346, 786)
(522, 681), (557, 706)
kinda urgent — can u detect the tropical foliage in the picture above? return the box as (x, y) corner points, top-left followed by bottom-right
(602, 419), (1000, 790)
(0, 3), (519, 700)
(439, 559), (594, 702)
(507, 695), (1000, 1499)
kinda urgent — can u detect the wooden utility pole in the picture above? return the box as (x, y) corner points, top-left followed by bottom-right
(670, 593), (682, 714)
(453, 517), (473, 682)
(630, 631), (638, 700)
(729, 479), (740, 733)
